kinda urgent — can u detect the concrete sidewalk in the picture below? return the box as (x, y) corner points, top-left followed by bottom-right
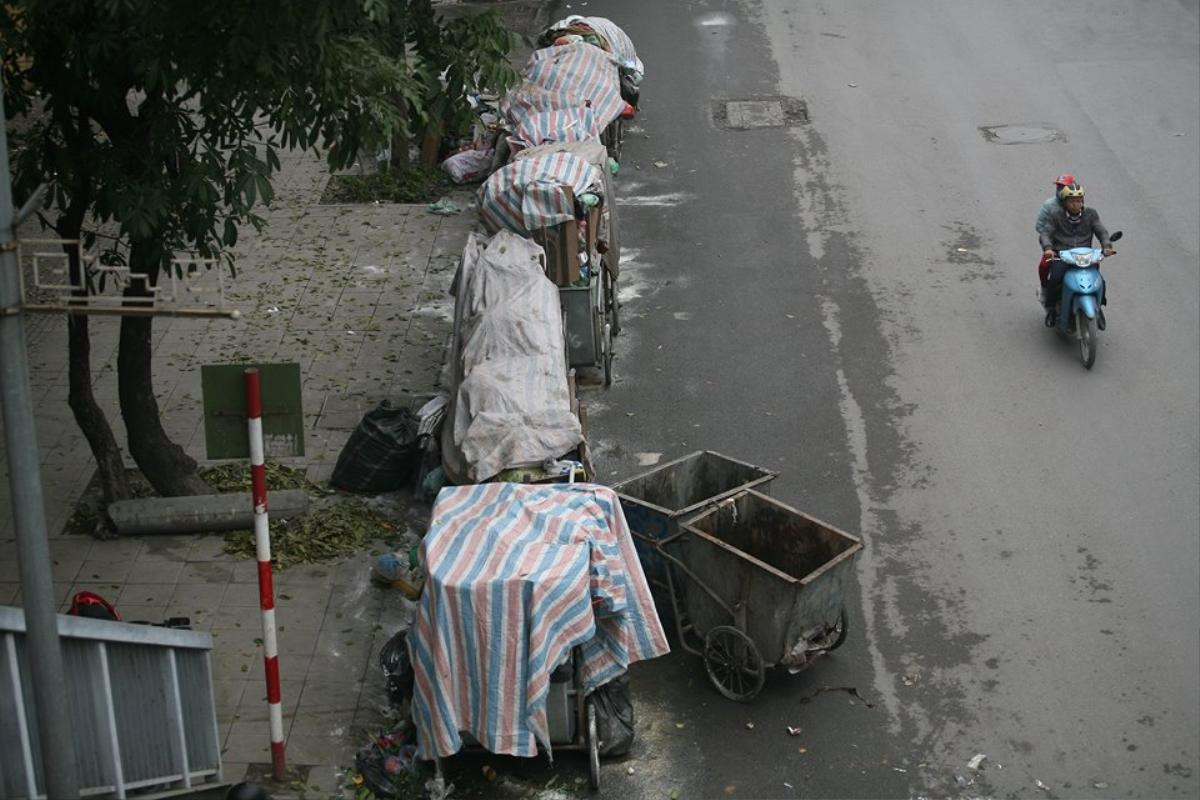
(0, 144), (478, 795)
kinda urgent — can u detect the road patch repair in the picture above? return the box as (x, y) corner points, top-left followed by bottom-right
(713, 96), (809, 129)
(978, 123), (1064, 144)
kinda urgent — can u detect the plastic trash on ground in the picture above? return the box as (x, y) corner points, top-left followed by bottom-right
(379, 629), (416, 711)
(427, 197), (464, 215)
(354, 725), (420, 799)
(590, 672), (636, 756)
(330, 401), (422, 493)
(441, 147), (495, 184)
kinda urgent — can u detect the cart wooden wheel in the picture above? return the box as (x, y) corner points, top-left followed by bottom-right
(586, 698), (601, 790)
(703, 625), (765, 702)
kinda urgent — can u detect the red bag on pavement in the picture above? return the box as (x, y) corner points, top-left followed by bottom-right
(67, 591), (121, 621)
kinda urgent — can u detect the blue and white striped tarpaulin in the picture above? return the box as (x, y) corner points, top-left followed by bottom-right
(478, 151), (603, 235)
(508, 42), (625, 130)
(409, 483), (669, 759)
(507, 107), (602, 153)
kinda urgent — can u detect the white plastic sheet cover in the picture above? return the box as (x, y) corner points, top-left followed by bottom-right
(440, 231), (584, 483)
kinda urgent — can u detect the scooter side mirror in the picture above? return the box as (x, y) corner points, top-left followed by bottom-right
(1110, 230), (1123, 242)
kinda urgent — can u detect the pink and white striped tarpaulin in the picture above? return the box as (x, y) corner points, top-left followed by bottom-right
(408, 483), (669, 759)
(505, 42), (625, 130)
(506, 107), (602, 154)
(477, 150), (603, 235)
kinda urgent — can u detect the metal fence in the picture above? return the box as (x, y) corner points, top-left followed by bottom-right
(0, 605), (224, 798)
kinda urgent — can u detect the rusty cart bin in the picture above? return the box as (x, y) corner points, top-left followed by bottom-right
(612, 451), (777, 585)
(664, 489), (863, 702)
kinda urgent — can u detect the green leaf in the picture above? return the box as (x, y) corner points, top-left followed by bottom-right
(255, 173), (274, 206)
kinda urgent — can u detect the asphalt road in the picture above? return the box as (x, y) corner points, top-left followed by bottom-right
(577, 0), (1200, 797)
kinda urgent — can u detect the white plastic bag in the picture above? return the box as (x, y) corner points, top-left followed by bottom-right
(441, 148), (495, 184)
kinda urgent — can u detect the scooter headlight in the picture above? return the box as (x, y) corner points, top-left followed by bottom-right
(1072, 252), (1093, 267)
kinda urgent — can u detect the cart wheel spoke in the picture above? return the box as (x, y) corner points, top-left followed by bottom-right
(703, 625), (765, 702)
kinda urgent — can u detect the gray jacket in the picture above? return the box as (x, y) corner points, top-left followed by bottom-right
(1040, 206), (1111, 251)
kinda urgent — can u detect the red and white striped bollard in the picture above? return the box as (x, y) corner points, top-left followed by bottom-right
(244, 368), (286, 781)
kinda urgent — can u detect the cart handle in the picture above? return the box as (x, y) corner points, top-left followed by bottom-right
(657, 544), (739, 624)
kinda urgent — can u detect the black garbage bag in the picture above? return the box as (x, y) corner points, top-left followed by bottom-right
(591, 672), (635, 756)
(619, 68), (640, 109)
(331, 401), (421, 493)
(380, 629), (415, 710)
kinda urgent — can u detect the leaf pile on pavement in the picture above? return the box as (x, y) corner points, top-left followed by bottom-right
(321, 168), (453, 204)
(219, 496), (403, 570)
(198, 461), (316, 493)
(200, 462), (403, 570)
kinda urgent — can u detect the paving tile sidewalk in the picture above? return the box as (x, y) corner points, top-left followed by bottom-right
(0, 145), (480, 795)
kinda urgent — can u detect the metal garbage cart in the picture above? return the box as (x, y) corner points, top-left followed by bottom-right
(660, 489), (863, 702)
(612, 451), (778, 585)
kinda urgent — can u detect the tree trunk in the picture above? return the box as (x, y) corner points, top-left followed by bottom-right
(67, 312), (131, 505)
(56, 183), (131, 507)
(117, 241), (213, 497)
(419, 118), (443, 169)
(389, 93), (411, 173)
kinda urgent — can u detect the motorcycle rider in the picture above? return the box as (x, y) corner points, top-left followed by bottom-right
(1039, 182), (1115, 324)
(1035, 173), (1076, 291)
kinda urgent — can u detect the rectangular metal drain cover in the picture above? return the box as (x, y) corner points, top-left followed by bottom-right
(714, 96), (808, 129)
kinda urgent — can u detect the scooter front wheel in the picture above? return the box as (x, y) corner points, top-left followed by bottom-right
(1078, 312), (1098, 369)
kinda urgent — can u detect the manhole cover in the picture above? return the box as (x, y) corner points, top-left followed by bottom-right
(714, 96), (808, 129)
(979, 124), (1064, 144)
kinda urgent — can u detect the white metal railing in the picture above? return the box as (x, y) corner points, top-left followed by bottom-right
(0, 606), (224, 798)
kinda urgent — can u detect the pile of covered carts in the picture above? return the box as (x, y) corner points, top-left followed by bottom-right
(437, 15), (642, 485)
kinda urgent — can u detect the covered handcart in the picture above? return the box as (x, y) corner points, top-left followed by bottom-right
(479, 146), (619, 384)
(408, 483), (670, 789)
(540, 14), (645, 112)
(439, 231), (586, 484)
(503, 41), (629, 162)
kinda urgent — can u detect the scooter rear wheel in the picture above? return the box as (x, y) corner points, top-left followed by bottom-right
(1078, 312), (1098, 369)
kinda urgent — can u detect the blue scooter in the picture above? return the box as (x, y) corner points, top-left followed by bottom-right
(1045, 230), (1122, 369)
